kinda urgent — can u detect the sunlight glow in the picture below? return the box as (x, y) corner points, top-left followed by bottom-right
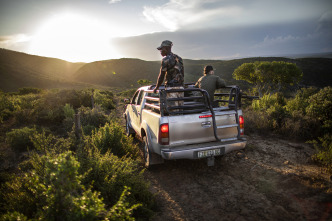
(29, 12), (121, 62)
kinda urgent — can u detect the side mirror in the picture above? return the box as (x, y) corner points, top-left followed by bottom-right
(124, 98), (130, 104)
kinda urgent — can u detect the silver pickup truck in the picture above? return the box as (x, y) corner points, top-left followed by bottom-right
(123, 84), (247, 167)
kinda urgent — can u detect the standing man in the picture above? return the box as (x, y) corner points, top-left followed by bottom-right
(153, 40), (184, 111)
(195, 65), (226, 107)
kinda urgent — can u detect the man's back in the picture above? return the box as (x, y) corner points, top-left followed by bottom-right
(161, 52), (184, 87)
(196, 74), (226, 102)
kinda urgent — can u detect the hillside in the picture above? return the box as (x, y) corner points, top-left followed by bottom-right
(0, 49), (87, 91)
(1, 49), (331, 92)
(73, 56), (332, 89)
(72, 58), (160, 88)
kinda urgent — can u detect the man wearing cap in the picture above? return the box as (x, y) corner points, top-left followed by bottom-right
(153, 40), (184, 111)
(195, 65), (226, 107)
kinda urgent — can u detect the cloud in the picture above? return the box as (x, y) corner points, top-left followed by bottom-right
(142, 0), (242, 31)
(0, 34), (31, 47)
(316, 10), (332, 33)
(143, 0), (332, 32)
(109, 0), (121, 4)
(112, 19), (332, 60)
(0, 34), (31, 54)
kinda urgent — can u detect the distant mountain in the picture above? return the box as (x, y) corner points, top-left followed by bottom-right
(275, 52), (332, 59)
(0, 49), (87, 91)
(72, 58), (160, 88)
(73, 56), (331, 89)
(1, 49), (331, 92)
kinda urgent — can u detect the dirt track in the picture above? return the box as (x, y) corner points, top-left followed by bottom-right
(144, 134), (332, 221)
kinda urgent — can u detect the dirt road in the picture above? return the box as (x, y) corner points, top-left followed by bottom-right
(144, 134), (332, 221)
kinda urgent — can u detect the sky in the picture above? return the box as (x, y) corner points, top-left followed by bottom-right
(0, 0), (331, 62)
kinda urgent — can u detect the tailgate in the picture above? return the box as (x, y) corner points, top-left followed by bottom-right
(168, 109), (240, 146)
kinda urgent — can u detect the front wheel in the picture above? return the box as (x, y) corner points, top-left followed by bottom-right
(125, 118), (135, 137)
(143, 136), (151, 168)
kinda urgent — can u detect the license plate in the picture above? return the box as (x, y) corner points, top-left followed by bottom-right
(196, 147), (225, 158)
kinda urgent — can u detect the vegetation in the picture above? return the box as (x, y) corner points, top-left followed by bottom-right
(0, 88), (155, 220)
(244, 87), (332, 171)
(233, 61), (303, 96)
(137, 79), (152, 86)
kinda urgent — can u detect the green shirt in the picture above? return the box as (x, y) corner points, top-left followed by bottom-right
(195, 74), (226, 102)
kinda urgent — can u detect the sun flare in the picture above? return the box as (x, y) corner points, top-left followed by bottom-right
(29, 13), (120, 62)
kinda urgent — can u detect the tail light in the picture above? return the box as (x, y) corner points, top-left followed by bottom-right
(239, 115), (244, 135)
(159, 123), (169, 145)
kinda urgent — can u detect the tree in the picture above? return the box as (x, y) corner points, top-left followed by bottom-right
(233, 61), (303, 97)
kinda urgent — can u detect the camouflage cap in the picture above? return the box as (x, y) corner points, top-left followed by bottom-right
(157, 40), (173, 50)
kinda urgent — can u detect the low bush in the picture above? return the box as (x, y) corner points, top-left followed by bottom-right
(306, 86), (332, 134)
(87, 121), (140, 159)
(1, 151), (141, 220)
(311, 133), (332, 172)
(285, 87), (318, 115)
(1, 211), (28, 221)
(18, 87), (44, 95)
(77, 145), (155, 220)
(94, 90), (115, 110)
(5, 127), (37, 153)
(118, 89), (136, 98)
(78, 106), (110, 135)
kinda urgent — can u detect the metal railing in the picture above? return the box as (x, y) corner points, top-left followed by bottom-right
(144, 85), (252, 141)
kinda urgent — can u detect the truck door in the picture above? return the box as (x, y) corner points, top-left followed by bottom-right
(129, 90), (144, 133)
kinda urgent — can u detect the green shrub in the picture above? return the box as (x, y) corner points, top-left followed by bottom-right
(250, 93), (288, 130)
(306, 86), (332, 133)
(79, 106), (109, 130)
(118, 89), (136, 97)
(77, 145), (155, 220)
(285, 87), (318, 115)
(53, 89), (92, 109)
(0, 173), (39, 217)
(243, 107), (271, 135)
(252, 93), (286, 111)
(38, 151), (107, 220)
(0, 93), (15, 123)
(266, 104), (289, 129)
(18, 87), (44, 95)
(88, 121), (139, 159)
(281, 113), (321, 139)
(82, 124), (96, 136)
(29, 129), (71, 154)
(311, 133), (332, 172)
(6, 127), (37, 152)
(94, 90), (115, 110)
(1, 151), (141, 220)
(0, 212), (28, 221)
(63, 103), (75, 119)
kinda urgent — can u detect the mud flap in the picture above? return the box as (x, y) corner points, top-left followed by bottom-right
(151, 152), (165, 165)
(207, 156), (215, 166)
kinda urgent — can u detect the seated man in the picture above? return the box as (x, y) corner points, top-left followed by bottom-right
(195, 65), (226, 107)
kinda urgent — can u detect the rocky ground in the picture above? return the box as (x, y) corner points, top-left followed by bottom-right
(143, 134), (332, 221)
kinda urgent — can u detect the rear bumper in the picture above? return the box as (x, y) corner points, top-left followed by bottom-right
(160, 138), (246, 160)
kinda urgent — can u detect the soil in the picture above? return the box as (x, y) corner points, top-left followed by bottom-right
(143, 134), (332, 221)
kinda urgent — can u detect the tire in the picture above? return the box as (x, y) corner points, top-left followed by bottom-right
(143, 136), (151, 168)
(125, 118), (135, 137)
